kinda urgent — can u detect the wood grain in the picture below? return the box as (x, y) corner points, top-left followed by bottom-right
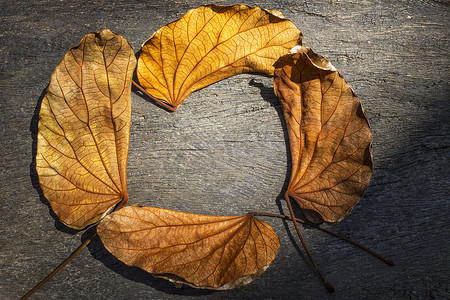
(0, 0), (448, 299)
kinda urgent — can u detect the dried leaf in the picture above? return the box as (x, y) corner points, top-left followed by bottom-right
(137, 4), (302, 110)
(97, 205), (280, 289)
(273, 46), (373, 223)
(36, 30), (136, 229)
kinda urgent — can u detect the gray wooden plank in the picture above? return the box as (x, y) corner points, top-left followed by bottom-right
(0, 0), (448, 299)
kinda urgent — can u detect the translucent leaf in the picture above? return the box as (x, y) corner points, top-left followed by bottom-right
(36, 30), (136, 229)
(137, 4), (302, 110)
(274, 46), (373, 223)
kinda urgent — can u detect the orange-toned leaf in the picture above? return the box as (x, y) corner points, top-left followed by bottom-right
(97, 205), (280, 289)
(273, 46), (373, 223)
(36, 30), (136, 229)
(137, 4), (302, 110)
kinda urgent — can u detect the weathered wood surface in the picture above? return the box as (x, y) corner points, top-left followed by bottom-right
(0, 0), (448, 299)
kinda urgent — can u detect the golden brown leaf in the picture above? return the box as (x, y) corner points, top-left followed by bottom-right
(36, 30), (136, 229)
(97, 205), (280, 289)
(137, 4), (302, 110)
(273, 46), (373, 223)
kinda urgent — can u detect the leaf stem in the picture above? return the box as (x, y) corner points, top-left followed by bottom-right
(283, 192), (334, 293)
(250, 211), (395, 266)
(132, 80), (176, 111)
(21, 231), (97, 300)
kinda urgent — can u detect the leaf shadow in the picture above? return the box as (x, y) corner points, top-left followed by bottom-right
(248, 78), (312, 267)
(132, 84), (174, 113)
(29, 87), (78, 235)
(84, 229), (217, 296)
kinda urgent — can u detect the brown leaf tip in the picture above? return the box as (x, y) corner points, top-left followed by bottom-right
(94, 29), (116, 46)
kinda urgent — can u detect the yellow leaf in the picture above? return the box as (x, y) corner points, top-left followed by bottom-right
(273, 46), (373, 223)
(36, 30), (136, 229)
(97, 205), (280, 289)
(137, 4), (302, 110)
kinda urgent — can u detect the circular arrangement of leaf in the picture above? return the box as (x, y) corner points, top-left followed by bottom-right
(27, 4), (392, 299)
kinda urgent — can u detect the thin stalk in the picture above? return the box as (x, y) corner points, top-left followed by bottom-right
(250, 211), (394, 266)
(21, 231), (97, 300)
(132, 80), (176, 111)
(283, 192), (334, 293)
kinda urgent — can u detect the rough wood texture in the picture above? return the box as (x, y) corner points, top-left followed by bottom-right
(1, 1), (448, 299)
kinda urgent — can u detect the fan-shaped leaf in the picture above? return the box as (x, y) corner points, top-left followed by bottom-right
(137, 4), (302, 110)
(97, 205), (280, 289)
(36, 29), (136, 229)
(273, 46), (373, 223)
